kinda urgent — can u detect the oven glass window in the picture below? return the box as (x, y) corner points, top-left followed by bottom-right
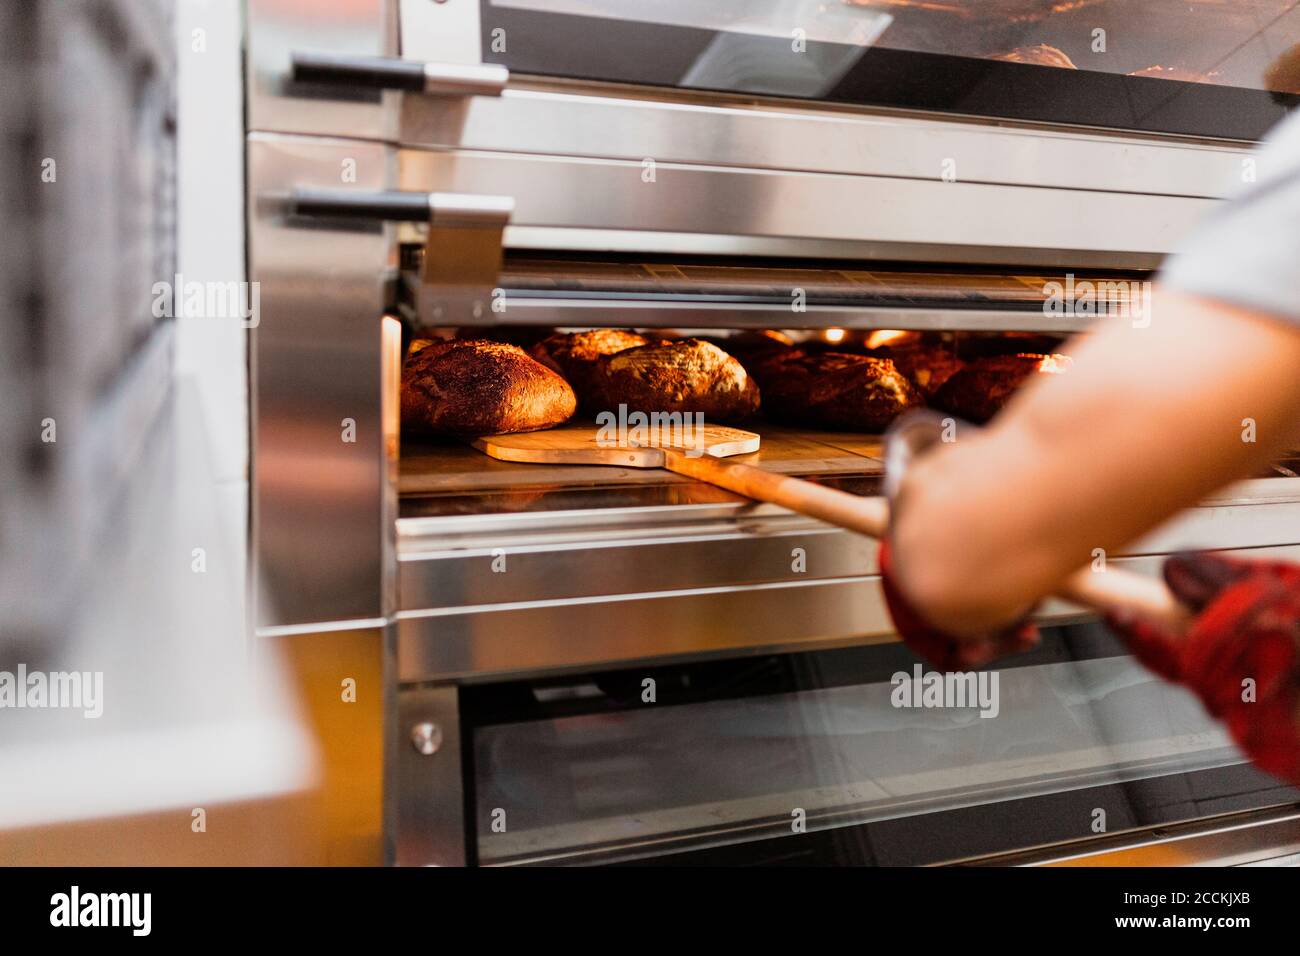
(482, 0), (1300, 138)
(466, 623), (1298, 865)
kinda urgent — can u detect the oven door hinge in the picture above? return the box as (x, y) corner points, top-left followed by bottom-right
(287, 188), (514, 328)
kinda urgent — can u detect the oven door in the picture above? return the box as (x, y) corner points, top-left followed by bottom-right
(476, 0), (1300, 139)
(456, 622), (1299, 866)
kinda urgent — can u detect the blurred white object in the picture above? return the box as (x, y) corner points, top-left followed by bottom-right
(0, 0), (316, 865)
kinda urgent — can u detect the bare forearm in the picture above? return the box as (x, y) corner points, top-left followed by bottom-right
(891, 290), (1300, 637)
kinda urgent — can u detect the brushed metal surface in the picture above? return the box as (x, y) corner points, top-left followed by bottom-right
(481, 299), (1097, 334)
(396, 683), (465, 866)
(422, 61), (507, 96)
(399, 522), (874, 610)
(394, 545), (1300, 682)
(398, 83), (1248, 197)
(497, 228), (1167, 270)
(246, 0), (400, 139)
(248, 134), (395, 628)
(399, 0), (483, 66)
(396, 575), (897, 683)
(396, 498), (1300, 612)
(399, 147), (1217, 265)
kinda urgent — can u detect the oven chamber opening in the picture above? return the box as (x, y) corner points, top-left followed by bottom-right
(392, 251), (1130, 525)
(391, 250), (1300, 523)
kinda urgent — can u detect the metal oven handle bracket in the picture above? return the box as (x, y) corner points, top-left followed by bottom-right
(291, 51), (508, 98)
(287, 187), (514, 328)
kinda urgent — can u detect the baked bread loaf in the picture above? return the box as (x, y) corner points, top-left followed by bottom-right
(402, 339), (576, 436)
(883, 346), (966, 399)
(932, 353), (1072, 423)
(589, 338), (760, 421)
(749, 350), (924, 431)
(530, 329), (650, 404)
(1265, 43), (1300, 97)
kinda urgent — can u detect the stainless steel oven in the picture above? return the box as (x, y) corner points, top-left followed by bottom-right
(245, 0), (1300, 865)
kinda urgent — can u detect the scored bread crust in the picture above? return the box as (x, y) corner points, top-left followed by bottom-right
(529, 329), (650, 404)
(401, 339), (576, 436)
(749, 349), (924, 431)
(932, 353), (1072, 423)
(588, 338), (760, 422)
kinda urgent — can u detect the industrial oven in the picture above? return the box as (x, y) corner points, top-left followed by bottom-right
(246, 0), (1300, 865)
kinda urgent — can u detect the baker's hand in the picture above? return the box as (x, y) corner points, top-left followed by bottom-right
(878, 538), (1040, 671)
(1105, 551), (1300, 785)
(879, 410), (1040, 671)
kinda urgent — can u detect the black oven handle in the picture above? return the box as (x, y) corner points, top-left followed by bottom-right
(291, 51), (508, 98)
(286, 188), (514, 227)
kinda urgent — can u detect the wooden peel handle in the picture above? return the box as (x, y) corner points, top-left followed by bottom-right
(662, 450), (1190, 631)
(663, 449), (892, 536)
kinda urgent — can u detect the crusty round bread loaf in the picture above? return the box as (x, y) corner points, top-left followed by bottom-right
(530, 329), (650, 406)
(588, 338), (760, 422)
(882, 346), (966, 399)
(401, 339), (576, 436)
(749, 349), (924, 432)
(932, 353), (1072, 423)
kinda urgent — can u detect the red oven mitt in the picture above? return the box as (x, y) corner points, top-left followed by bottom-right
(1105, 552), (1300, 786)
(878, 538), (1040, 671)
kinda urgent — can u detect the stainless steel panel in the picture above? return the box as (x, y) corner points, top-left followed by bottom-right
(396, 684), (466, 866)
(246, 0), (399, 138)
(399, 522), (874, 610)
(1132, 492), (1300, 555)
(399, 83), (1248, 197)
(395, 546), (1300, 682)
(499, 228), (1166, 270)
(399, 148), (1217, 265)
(396, 576), (898, 683)
(399, 0), (484, 66)
(484, 299), (1095, 334)
(397, 496), (1300, 610)
(248, 134), (395, 628)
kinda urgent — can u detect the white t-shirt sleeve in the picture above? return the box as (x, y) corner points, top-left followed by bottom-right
(1160, 111), (1300, 323)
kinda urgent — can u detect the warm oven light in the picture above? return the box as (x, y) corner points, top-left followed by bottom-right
(1037, 353), (1073, 374)
(823, 327), (846, 344)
